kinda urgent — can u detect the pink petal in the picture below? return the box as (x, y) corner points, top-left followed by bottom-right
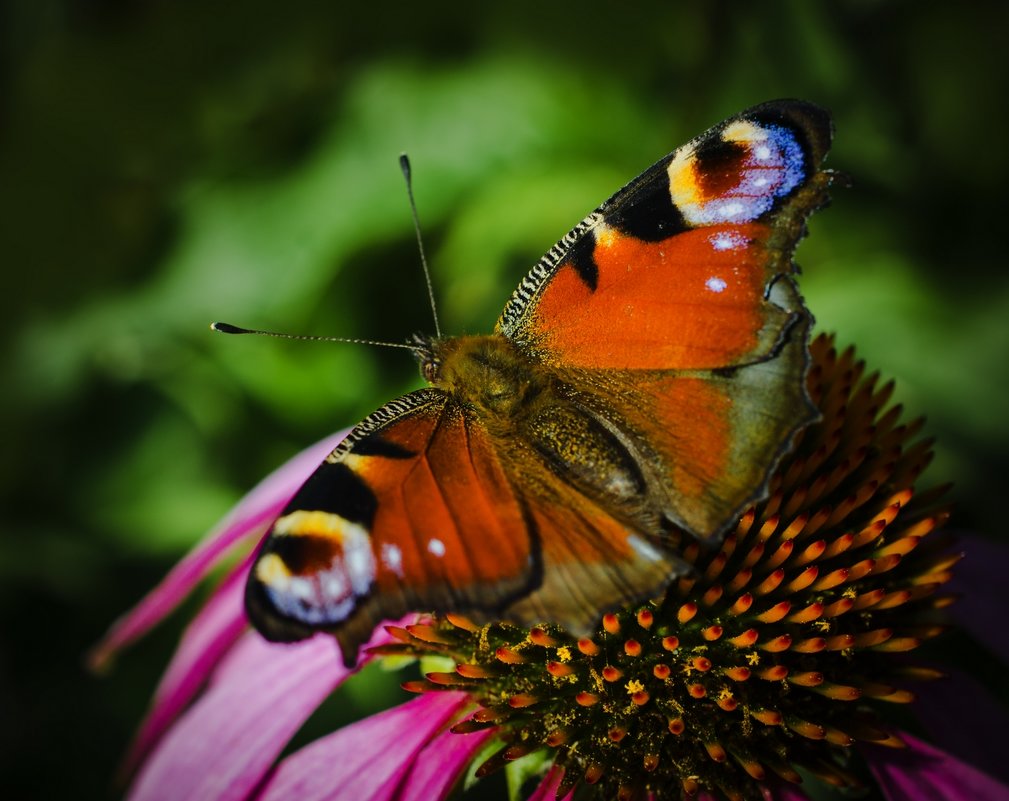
(397, 720), (494, 801)
(90, 430), (349, 670)
(867, 731), (1009, 801)
(526, 768), (573, 801)
(128, 632), (350, 801)
(257, 692), (470, 801)
(125, 553), (253, 769)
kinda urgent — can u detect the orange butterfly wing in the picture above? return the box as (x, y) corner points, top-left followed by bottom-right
(499, 100), (832, 539)
(246, 389), (675, 665)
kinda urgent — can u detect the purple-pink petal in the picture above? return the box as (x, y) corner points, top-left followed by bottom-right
(125, 553), (253, 769)
(397, 718), (494, 801)
(948, 534), (1009, 666)
(256, 692), (470, 801)
(128, 633), (350, 801)
(868, 731), (1009, 801)
(913, 667), (1009, 784)
(525, 767), (573, 801)
(90, 430), (349, 670)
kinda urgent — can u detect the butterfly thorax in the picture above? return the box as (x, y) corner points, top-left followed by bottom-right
(419, 334), (550, 421)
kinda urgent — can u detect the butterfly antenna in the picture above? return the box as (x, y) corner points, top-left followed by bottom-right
(399, 153), (442, 338)
(210, 322), (421, 353)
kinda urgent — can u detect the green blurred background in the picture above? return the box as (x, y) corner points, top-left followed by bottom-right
(3, 2), (1008, 798)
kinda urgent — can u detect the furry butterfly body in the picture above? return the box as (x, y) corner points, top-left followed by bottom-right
(246, 100), (835, 666)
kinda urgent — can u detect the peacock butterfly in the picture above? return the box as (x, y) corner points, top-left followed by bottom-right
(243, 100), (835, 667)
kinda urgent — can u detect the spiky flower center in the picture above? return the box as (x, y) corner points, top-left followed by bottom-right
(381, 337), (955, 801)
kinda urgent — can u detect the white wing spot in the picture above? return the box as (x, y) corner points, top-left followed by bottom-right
(755, 144), (772, 160)
(628, 534), (664, 563)
(708, 231), (747, 251)
(706, 276), (728, 293)
(381, 542), (404, 578)
(427, 538), (446, 558)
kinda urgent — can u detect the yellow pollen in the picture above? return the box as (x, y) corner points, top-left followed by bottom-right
(625, 679), (645, 695)
(681, 664), (695, 676)
(815, 620), (832, 632)
(718, 688), (734, 702)
(556, 646), (572, 663)
(746, 652), (760, 666)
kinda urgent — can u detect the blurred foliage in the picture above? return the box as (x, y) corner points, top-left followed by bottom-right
(2, 1), (1008, 799)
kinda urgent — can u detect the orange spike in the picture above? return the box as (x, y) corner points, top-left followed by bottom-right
(780, 513), (809, 540)
(787, 602), (824, 623)
(578, 637), (600, 656)
(765, 540), (794, 569)
(758, 633), (791, 653)
(508, 693), (538, 708)
(703, 625), (724, 641)
(692, 656), (712, 672)
(794, 539), (827, 566)
(758, 515), (780, 541)
(662, 635), (680, 651)
(702, 585), (724, 606)
(608, 726), (627, 742)
(603, 614), (621, 634)
(636, 609), (654, 629)
(757, 665), (789, 681)
(852, 519), (887, 549)
(547, 661), (574, 678)
(444, 613), (479, 631)
(426, 671), (469, 686)
(705, 552), (728, 580)
(811, 567), (849, 591)
(688, 683), (707, 698)
(785, 565), (819, 593)
(755, 601), (791, 623)
(754, 569), (785, 596)
(724, 666), (751, 681)
(741, 542), (766, 568)
(576, 691), (599, 707)
(545, 729), (569, 747)
(727, 568), (753, 593)
(653, 663), (671, 680)
(752, 709), (782, 725)
(716, 694), (738, 712)
(406, 624), (452, 644)
(495, 647), (527, 664)
(602, 666), (623, 682)
(678, 602), (698, 623)
(729, 628), (759, 647)
(384, 625), (415, 643)
(853, 628), (893, 648)
(401, 680), (431, 694)
(869, 553), (903, 575)
(705, 742), (728, 762)
(787, 718), (826, 740)
(824, 633), (855, 651)
(793, 637), (826, 653)
(668, 717), (685, 735)
(877, 535), (921, 557)
(823, 597), (855, 618)
(788, 671), (824, 687)
(825, 727), (855, 746)
(457, 663), (495, 679)
(816, 683), (861, 701)
(823, 532), (854, 559)
(852, 588), (887, 611)
(584, 764), (605, 784)
(631, 689), (650, 706)
(624, 639), (642, 657)
(504, 743), (532, 760)
(643, 754), (660, 772)
(529, 627), (556, 647)
(846, 558), (876, 581)
(872, 637), (920, 652)
(730, 593), (754, 615)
